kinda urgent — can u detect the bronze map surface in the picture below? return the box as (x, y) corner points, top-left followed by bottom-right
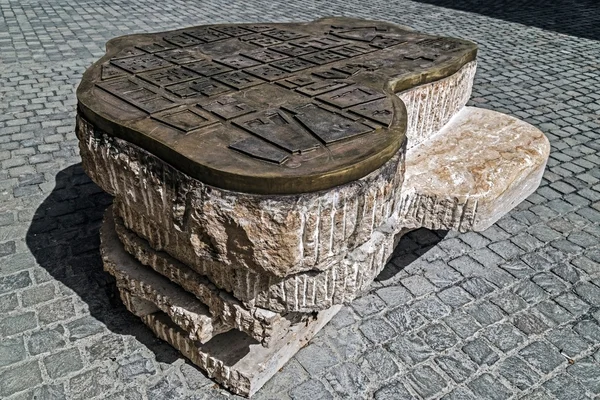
(77, 17), (477, 194)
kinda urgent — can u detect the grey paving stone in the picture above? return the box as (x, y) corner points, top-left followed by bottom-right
(36, 297), (76, 325)
(326, 327), (367, 359)
(85, 334), (126, 363)
(0, 311), (37, 337)
(490, 290), (528, 314)
(573, 281), (600, 305)
(28, 326), (66, 355)
(534, 300), (573, 325)
(437, 286), (473, 309)
(566, 358), (600, 394)
(387, 335), (434, 366)
(513, 310), (552, 335)
(180, 363), (213, 390)
(467, 373), (512, 400)
(512, 280), (547, 305)
(0, 270), (31, 294)
(290, 379), (333, 400)
(21, 282), (56, 307)
(531, 272), (568, 295)
(554, 292), (591, 316)
(434, 350), (477, 384)
(413, 297), (451, 321)
(146, 372), (186, 400)
(376, 286), (413, 307)
(359, 317), (396, 344)
(295, 342), (340, 376)
(573, 320), (600, 343)
(373, 381), (414, 400)
(441, 387), (477, 400)
(386, 306), (427, 334)
(0, 292), (18, 313)
(116, 352), (157, 382)
(483, 322), (525, 352)
(462, 338), (499, 366)
(31, 384), (67, 400)
(325, 362), (369, 399)
(0, 336), (26, 367)
(401, 275), (437, 297)
(65, 315), (105, 341)
(519, 388), (552, 400)
(418, 323), (458, 352)
(543, 373), (590, 400)
(444, 310), (482, 339)
(548, 327), (590, 358)
(519, 341), (566, 374)
(407, 365), (449, 400)
(497, 356), (540, 391)
(465, 301), (505, 327)
(461, 277), (496, 298)
(360, 347), (401, 383)
(0, 360), (43, 397)
(69, 367), (115, 400)
(44, 347), (84, 378)
(351, 293), (387, 317)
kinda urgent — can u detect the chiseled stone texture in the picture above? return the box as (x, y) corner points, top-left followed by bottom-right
(138, 306), (340, 397)
(398, 60), (477, 148)
(115, 201), (407, 312)
(400, 106), (550, 232)
(105, 207), (297, 344)
(5, 0), (600, 399)
(77, 116), (405, 279)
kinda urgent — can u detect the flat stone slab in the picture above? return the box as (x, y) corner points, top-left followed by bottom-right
(77, 17), (477, 194)
(400, 106), (551, 232)
(102, 206), (300, 344)
(100, 209), (340, 396)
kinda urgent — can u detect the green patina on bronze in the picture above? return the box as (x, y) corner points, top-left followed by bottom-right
(77, 17), (477, 194)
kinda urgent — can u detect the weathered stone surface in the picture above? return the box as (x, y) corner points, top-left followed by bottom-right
(138, 306), (340, 397)
(116, 202), (405, 312)
(102, 211), (230, 343)
(102, 207), (294, 344)
(399, 106), (550, 232)
(77, 115), (404, 279)
(398, 60), (476, 148)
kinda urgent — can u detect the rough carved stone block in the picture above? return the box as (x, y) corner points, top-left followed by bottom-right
(76, 17), (550, 397)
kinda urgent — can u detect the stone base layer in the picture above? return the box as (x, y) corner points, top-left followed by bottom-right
(102, 207), (297, 344)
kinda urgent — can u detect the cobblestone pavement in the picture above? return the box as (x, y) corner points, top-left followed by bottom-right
(1, 0), (599, 399)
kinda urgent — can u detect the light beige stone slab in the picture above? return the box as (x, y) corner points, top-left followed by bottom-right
(101, 208), (229, 343)
(398, 61), (477, 148)
(103, 206), (297, 345)
(77, 116), (404, 279)
(399, 106), (550, 231)
(139, 307), (340, 397)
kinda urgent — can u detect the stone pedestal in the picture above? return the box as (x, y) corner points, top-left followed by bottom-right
(77, 17), (550, 397)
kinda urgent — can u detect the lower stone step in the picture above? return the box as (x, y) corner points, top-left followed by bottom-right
(101, 206), (298, 345)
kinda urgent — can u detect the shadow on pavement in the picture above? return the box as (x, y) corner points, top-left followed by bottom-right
(26, 163), (180, 363)
(377, 227), (448, 281)
(413, 0), (600, 41)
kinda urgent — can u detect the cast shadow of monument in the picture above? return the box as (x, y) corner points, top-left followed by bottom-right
(376, 228), (448, 282)
(412, 0), (600, 41)
(26, 163), (180, 363)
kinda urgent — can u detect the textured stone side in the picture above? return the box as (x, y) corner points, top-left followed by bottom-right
(138, 306), (341, 398)
(399, 106), (550, 232)
(398, 60), (477, 148)
(100, 209), (230, 343)
(76, 116), (405, 279)
(116, 203), (407, 312)
(104, 207), (295, 345)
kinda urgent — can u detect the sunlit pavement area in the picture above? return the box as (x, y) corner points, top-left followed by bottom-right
(1, 0), (600, 398)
